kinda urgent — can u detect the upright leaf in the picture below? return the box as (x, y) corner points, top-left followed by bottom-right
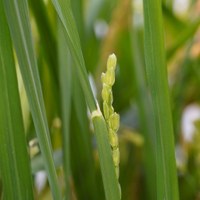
(50, 0), (96, 111)
(58, 20), (72, 200)
(3, 0), (61, 199)
(29, 0), (58, 86)
(131, 28), (156, 200)
(50, 0), (120, 199)
(143, 0), (179, 199)
(70, 66), (100, 200)
(0, 1), (33, 199)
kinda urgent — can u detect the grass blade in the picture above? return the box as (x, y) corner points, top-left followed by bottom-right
(2, 1), (61, 199)
(131, 28), (156, 200)
(143, 0), (179, 199)
(50, 1), (120, 199)
(70, 66), (100, 200)
(29, 0), (58, 86)
(92, 115), (121, 200)
(50, 0), (96, 111)
(71, 0), (84, 42)
(58, 20), (72, 200)
(0, 1), (33, 199)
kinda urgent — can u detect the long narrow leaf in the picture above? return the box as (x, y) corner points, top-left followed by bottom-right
(50, 1), (120, 199)
(2, 1), (61, 199)
(92, 115), (121, 200)
(58, 20), (72, 200)
(0, 1), (33, 199)
(131, 28), (156, 200)
(71, 66), (100, 200)
(143, 0), (179, 199)
(50, 0), (96, 111)
(29, 0), (58, 86)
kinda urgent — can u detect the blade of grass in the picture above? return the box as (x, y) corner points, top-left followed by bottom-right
(37, 51), (59, 125)
(70, 105), (99, 200)
(143, 0), (179, 199)
(0, 180), (2, 199)
(71, 0), (84, 42)
(50, 1), (120, 199)
(50, 0), (96, 111)
(0, 1), (33, 199)
(29, 0), (58, 86)
(2, 1), (61, 199)
(131, 28), (156, 200)
(29, 0), (60, 123)
(70, 66), (100, 200)
(92, 114), (120, 199)
(58, 20), (72, 200)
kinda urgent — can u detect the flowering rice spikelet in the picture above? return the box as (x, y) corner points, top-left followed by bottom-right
(101, 53), (121, 196)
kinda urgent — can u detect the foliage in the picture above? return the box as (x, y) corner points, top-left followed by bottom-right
(1, 0), (200, 199)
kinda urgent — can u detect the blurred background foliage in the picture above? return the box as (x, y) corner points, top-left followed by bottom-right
(7, 0), (200, 199)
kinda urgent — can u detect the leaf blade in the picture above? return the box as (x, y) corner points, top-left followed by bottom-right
(143, 0), (179, 199)
(0, 1), (33, 198)
(2, 0), (62, 199)
(50, 1), (121, 199)
(58, 20), (72, 200)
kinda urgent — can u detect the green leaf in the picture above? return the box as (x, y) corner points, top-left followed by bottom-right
(50, 0), (96, 111)
(58, 20), (72, 200)
(70, 66), (100, 200)
(29, 0), (60, 124)
(143, 0), (179, 199)
(50, 1), (121, 199)
(0, 1), (33, 199)
(2, 0), (62, 199)
(131, 28), (156, 200)
(29, 0), (59, 87)
(71, 0), (84, 42)
(92, 115), (121, 200)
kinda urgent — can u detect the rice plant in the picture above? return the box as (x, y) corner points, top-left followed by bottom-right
(1, 0), (200, 199)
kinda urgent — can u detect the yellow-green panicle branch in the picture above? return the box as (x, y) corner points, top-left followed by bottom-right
(101, 53), (121, 190)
